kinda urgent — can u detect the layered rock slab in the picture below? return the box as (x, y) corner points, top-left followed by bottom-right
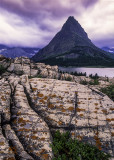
(0, 80), (15, 159)
(11, 84), (53, 160)
(0, 79), (33, 160)
(28, 78), (114, 156)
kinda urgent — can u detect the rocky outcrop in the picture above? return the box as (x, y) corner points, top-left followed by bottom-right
(0, 56), (114, 159)
(0, 56), (59, 80)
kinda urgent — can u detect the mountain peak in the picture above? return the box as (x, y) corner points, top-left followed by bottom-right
(62, 16), (88, 40)
(67, 16), (75, 21)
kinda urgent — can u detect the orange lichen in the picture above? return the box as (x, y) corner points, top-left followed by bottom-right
(76, 135), (83, 140)
(9, 146), (17, 154)
(110, 108), (114, 111)
(95, 107), (99, 110)
(68, 107), (74, 111)
(61, 108), (66, 112)
(67, 100), (73, 104)
(6, 92), (10, 95)
(17, 112), (21, 116)
(40, 149), (47, 154)
(40, 137), (45, 141)
(94, 111), (97, 114)
(38, 93), (44, 98)
(48, 103), (54, 109)
(106, 118), (114, 122)
(42, 154), (49, 159)
(33, 131), (37, 134)
(59, 96), (63, 100)
(59, 104), (63, 107)
(111, 132), (114, 137)
(51, 94), (57, 98)
(32, 88), (37, 91)
(94, 131), (102, 150)
(102, 109), (107, 114)
(12, 119), (17, 124)
(33, 96), (37, 100)
(18, 118), (30, 126)
(44, 96), (48, 100)
(1, 96), (6, 101)
(58, 121), (63, 125)
(79, 114), (84, 117)
(65, 91), (69, 94)
(18, 118), (24, 123)
(71, 132), (75, 136)
(39, 99), (45, 104)
(17, 128), (31, 132)
(31, 135), (37, 140)
(4, 157), (15, 160)
(76, 108), (85, 112)
(0, 142), (4, 145)
(75, 120), (78, 123)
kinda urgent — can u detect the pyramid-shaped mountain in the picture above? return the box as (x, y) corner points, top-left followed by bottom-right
(32, 16), (114, 66)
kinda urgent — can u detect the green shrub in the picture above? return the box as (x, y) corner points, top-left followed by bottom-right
(80, 79), (99, 85)
(89, 79), (99, 85)
(28, 74), (46, 79)
(65, 76), (72, 81)
(0, 65), (6, 75)
(51, 131), (111, 160)
(100, 85), (114, 101)
(80, 80), (88, 85)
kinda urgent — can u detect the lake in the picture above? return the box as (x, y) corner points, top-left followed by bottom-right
(59, 67), (114, 78)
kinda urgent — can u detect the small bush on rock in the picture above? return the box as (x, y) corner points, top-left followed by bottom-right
(51, 131), (111, 160)
(80, 80), (88, 85)
(100, 84), (114, 101)
(65, 76), (72, 81)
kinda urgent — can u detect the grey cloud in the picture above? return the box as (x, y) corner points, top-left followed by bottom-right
(0, 0), (114, 48)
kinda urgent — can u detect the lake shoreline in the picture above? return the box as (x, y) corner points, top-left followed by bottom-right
(59, 66), (114, 68)
(59, 67), (114, 78)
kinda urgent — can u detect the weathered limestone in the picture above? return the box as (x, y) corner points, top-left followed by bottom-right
(11, 84), (53, 160)
(0, 115), (15, 160)
(0, 80), (11, 124)
(0, 79), (34, 159)
(29, 78), (114, 157)
(0, 80), (15, 159)
(2, 124), (33, 160)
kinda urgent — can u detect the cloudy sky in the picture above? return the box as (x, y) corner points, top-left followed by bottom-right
(0, 0), (114, 48)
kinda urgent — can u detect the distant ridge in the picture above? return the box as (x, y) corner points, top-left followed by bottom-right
(32, 16), (114, 67)
(0, 44), (40, 58)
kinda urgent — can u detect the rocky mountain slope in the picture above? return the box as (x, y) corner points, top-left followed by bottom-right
(0, 55), (114, 159)
(32, 16), (114, 66)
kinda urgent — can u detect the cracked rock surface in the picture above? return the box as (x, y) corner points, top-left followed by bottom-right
(0, 56), (114, 159)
